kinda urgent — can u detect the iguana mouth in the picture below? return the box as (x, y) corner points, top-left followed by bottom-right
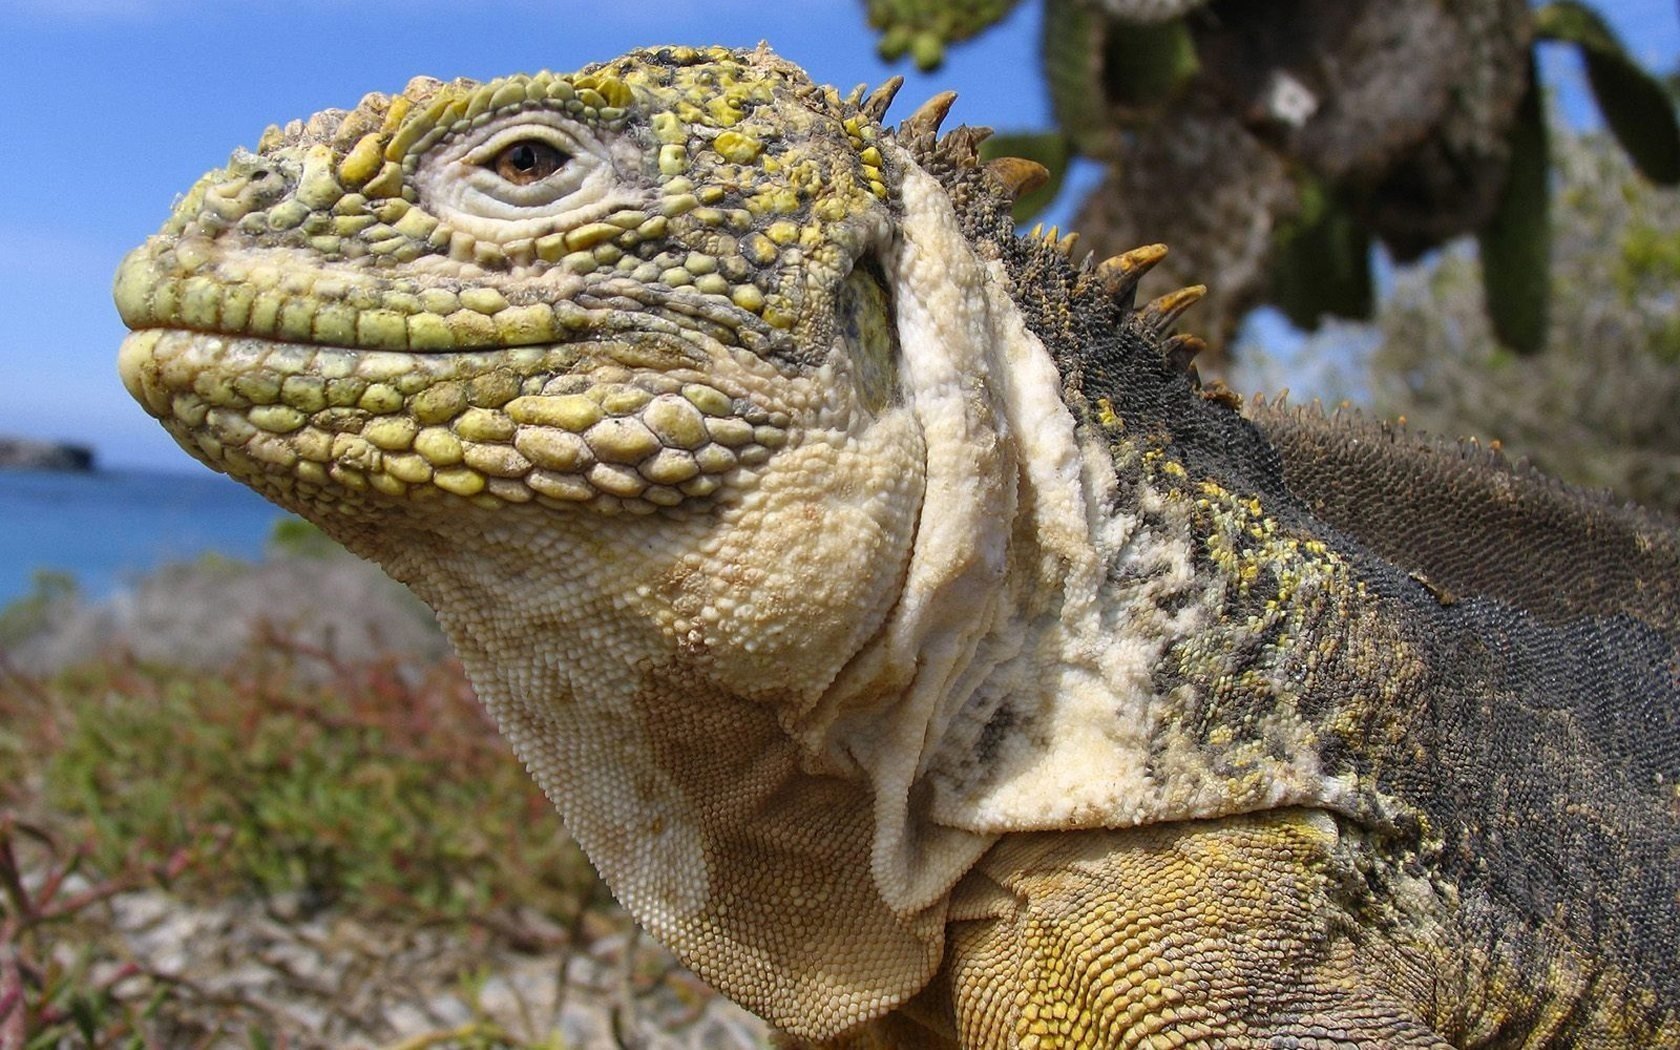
(118, 325), (786, 517)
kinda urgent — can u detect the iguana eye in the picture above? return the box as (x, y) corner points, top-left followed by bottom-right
(415, 111), (648, 242)
(490, 140), (569, 185)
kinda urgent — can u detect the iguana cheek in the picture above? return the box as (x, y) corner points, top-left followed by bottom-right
(644, 412), (925, 704)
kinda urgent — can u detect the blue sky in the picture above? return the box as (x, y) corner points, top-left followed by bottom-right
(0, 0), (1673, 471)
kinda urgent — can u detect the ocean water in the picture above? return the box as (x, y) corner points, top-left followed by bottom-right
(0, 467), (288, 605)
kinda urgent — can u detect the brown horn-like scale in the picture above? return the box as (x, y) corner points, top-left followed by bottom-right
(1079, 243), (1169, 309)
(899, 91), (958, 140)
(937, 125), (992, 167)
(1163, 333), (1207, 373)
(1140, 285), (1207, 334)
(985, 156), (1051, 201)
(861, 76), (904, 123)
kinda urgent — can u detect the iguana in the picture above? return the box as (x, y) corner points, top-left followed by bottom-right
(113, 45), (1680, 1048)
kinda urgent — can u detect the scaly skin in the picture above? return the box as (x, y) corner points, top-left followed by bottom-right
(116, 46), (1679, 1047)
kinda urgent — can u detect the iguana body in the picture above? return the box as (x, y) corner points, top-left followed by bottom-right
(114, 46), (1679, 1047)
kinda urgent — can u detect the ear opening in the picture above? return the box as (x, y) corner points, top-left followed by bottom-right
(835, 252), (903, 413)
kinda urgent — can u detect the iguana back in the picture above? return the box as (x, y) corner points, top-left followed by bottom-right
(1250, 400), (1680, 630)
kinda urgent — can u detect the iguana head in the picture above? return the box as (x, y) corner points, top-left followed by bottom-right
(117, 43), (944, 732)
(116, 45), (902, 520)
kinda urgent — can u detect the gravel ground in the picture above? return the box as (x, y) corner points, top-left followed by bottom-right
(66, 880), (768, 1048)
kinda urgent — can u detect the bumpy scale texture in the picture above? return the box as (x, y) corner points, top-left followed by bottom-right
(116, 45), (1679, 1048)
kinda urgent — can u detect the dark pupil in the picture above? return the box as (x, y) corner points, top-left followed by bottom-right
(494, 141), (565, 184)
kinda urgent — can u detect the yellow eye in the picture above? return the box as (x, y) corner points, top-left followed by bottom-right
(489, 140), (568, 185)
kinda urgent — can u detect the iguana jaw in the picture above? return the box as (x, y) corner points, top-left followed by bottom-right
(112, 177), (806, 521)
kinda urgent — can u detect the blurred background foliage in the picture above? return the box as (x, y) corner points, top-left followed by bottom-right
(1309, 126), (1680, 518)
(864, 0), (1678, 353)
(864, 0), (1680, 517)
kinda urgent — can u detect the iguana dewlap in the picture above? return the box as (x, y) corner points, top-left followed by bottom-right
(114, 45), (1680, 1048)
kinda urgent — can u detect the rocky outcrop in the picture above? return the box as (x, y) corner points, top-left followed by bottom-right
(4, 551), (450, 677)
(0, 436), (95, 471)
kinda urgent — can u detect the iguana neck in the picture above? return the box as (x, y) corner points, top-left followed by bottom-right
(782, 160), (1398, 913)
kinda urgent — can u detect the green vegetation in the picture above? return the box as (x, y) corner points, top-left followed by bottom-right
(37, 654), (592, 918)
(0, 571), (77, 648)
(864, 0), (1024, 70)
(863, 1), (1680, 356)
(0, 642), (640, 1048)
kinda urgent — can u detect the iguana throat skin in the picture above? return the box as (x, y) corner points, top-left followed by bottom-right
(115, 45), (1679, 1048)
